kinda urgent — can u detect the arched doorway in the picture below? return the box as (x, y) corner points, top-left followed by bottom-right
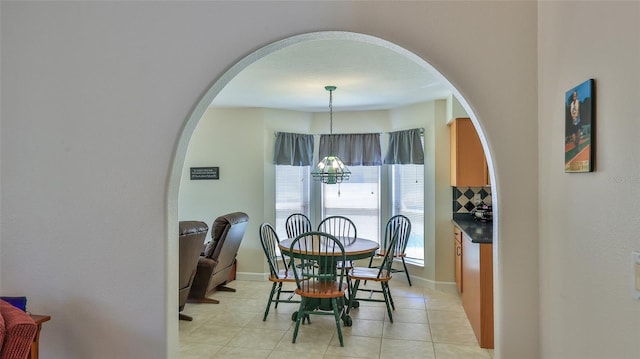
(167, 31), (497, 355)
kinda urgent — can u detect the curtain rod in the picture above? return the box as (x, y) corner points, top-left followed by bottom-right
(274, 128), (424, 137)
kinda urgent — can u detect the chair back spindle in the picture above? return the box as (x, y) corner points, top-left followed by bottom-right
(260, 223), (289, 277)
(317, 215), (357, 246)
(285, 213), (312, 239)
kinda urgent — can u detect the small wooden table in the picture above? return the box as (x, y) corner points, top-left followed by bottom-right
(28, 314), (50, 359)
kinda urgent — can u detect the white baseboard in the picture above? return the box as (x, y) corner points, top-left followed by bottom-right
(236, 271), (458, 293)
(236, 272), (269, 281)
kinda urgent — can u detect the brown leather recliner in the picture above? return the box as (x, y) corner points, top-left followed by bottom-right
(178, 221), (209, 320)
(188, 212), (249, 304)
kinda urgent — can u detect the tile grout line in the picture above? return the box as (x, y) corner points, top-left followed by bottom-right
(179, 280), (487, 358)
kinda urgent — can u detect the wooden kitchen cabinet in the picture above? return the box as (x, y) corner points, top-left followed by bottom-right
(454, 226), (463, 293)
(450, 118), (489, 187)
(461, 234), (494, 349)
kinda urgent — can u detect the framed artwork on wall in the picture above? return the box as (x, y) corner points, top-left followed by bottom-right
(564, 79), (595, 172)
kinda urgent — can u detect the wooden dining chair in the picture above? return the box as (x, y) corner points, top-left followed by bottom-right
(317, 215), (358, 296)
(259, 223), (300, 321)
(285, 213), (312, 239)
(289, 231), (349, 347)
(285, 213), (315, 270)
(317, 215), (357, 243)
(348, 227), (400, 322)
(368, 214), (413, 286)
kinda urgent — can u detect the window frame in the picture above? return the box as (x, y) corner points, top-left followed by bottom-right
(390, 163), (425, 263)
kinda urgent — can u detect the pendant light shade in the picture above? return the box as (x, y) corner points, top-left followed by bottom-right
(313, 155), (350, 184)
(311, 86), (351, 184)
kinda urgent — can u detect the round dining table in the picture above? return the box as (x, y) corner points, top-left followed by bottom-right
(278, 236), (379, 261)
(278, 235), (379, 325)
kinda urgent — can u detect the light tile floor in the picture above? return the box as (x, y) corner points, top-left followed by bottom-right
(179, 279), (494, 359)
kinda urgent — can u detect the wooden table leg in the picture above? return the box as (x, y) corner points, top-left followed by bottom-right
(28, 315), (51, 359)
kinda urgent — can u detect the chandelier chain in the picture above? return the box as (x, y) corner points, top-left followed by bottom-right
(311, 85), (350, 185)
(329, 88), (333, 135)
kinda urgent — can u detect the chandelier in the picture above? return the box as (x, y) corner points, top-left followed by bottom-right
(311, 86), (351, 184)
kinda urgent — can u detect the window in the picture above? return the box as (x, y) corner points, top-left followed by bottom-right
(275, 165), (310, 239)
(274, 132), (424, 262)
(392, 164), (424, 261)
(322, 166), (380, 243)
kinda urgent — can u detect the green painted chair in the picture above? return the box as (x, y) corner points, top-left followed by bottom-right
(318, 215), (357, 298)
(259, 223), (300, 321)
(284, 213), (314, 270)
(368, 214), (412, 286)
(317, 216), (357, 244)
(289, 231), (349, 347)
(285, 213), (312, 239)
(349, 227), (400, 322)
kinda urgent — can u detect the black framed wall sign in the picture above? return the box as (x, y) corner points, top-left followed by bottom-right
(190, 167), (219, 180)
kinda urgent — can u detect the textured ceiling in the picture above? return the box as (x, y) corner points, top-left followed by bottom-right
(210, 39), (451, 112)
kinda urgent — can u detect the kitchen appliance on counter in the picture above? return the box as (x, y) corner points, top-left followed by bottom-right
(470, 203), (493, 222)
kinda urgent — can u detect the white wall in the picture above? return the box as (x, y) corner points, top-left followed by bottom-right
(538, 2), (640, 358)
(1, 2), (538, 358)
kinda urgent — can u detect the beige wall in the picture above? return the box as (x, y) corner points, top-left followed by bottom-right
(179, 108), (267, 223)
(446, 95), (469, 124)
(1, 2), (539, 358)
(538, 2), (640, 358)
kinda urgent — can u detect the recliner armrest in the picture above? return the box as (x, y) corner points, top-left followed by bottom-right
(197, 256), (217, 269)
(189, 257), (218, 300)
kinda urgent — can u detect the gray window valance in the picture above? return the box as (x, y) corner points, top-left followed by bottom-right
(273, 132), (314, 166)
(384, 128), (424, 165)
(319, 133), (382, 166)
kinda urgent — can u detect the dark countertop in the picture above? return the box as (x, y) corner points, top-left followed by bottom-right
(452, 213), (493, 244)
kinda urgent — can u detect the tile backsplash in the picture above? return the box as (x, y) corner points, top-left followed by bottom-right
(453, 186), (492, 213)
